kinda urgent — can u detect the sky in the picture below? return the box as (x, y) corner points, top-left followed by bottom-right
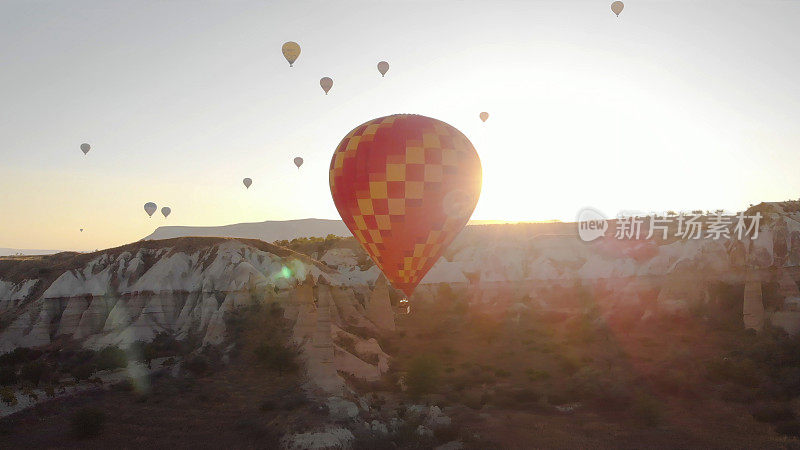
(1, 0), (799, 251)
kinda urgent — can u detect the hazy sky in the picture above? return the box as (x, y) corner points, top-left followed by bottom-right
(1, 0), (799, 251)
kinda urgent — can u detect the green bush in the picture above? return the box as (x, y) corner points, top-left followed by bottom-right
(20, 361), (51, 386)
(631, 393), (663, 427)
(184, 354), (210, 376)
(0, 366), (18, 386)
(706, 357), (760, 387)
(651, 367), (698, 398)
(751, 402), (795, 423)
(254, 343), (299, 375)
(94, 346), (128, 371)
(71, 363), (95, 381)
(0, 348), (42, 366)
(775, 421), (800, 438)
(494, 369), (511, 378)
(70, 407), (105, 438)
(0, 387), (17, 406)
(525, 369), (550, 381)
(405, 354), (442, 399)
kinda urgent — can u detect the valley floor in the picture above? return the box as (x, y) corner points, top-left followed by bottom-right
(4, 294), (800, 449)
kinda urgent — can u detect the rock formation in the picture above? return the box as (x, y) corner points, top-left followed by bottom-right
(365, 275), (395, 331)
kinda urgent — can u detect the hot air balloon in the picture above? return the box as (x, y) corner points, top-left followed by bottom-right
(320, 77), (333, 95)
(161, 207), (171, 218)
(294, 157), (304, 169)
(377, 61), (389, 77)
(329, 114), (482, 298)
(80, 143), (90, 155)
(479, 112), (489, 123)
(80, 228), (83, 232)
(144, 202), (157, 217)
(243, 178), (252, 189)
(611, 1), (624, 17)
(282, 41), (301, 67)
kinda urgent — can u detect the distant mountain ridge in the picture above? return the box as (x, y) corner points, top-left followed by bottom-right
(142, 218), (546, 243)
(0, 248), (64, 257)
(142, 218), (351, 243)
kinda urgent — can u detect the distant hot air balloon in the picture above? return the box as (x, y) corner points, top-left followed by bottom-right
(282, 41), (301, 67)
(479, 112), (489, 123)
(320, 77), (333, 95)
(80, 143), (91, 155)
(611, 1), (624, 17)
(377, 61), (389, 77)
(144, 202), (157, 217)
(80, 228), (83, 232)
(161, 207), (171, 218)
(329, 114), (482, 298)
(243, 178), (252, 189)
(294, 157), (304, 169)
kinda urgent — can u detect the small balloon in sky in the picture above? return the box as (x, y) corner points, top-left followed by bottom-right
(320, 77), (333, 95)
(479, 112), (489, 123)
(611, 1), (624, 17)
(80, 143), (91, 155)
(243, 178), (252, 189)
(377, 61), (389, 77)
(282, 41), (301, 67)
(144, 202), (157, 217)
(80, 228), (83, 232)
(161, 207), (171, 218)
(294, 157), (304, 169)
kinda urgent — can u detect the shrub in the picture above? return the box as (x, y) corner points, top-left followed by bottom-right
(254, 343), (299, 375)
(0, 348), (42, 366)
(494, 369), (511, 378)
(111, 379), (134, 392)
(0, 366), (17, 386)
(260, 400), (276, 411)
(706, 357), (760, 387)
(94, 346), (128, 371)
(775, 421), (800, 438)
(71, 363), (95, 381)
(20, 361), (51, 386)
(718, 383), (755, 404)
(70, 407), (105, 438)
(751, 402), (795, 423)
(0, 387), (17, 406)
(525, 369), (550, 381)
(651, 367), (698, 398)
(184, 354), (210, 376)
(631, 393), (662, 427)
(405, 354), (442, 399)
(463, 392), (486, 410)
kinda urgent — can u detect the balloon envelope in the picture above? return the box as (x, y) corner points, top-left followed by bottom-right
(80, 143), (90, 155)
(320, 77), (333, 94)
(377, 61), (389, 77)
(282, 41), (301, 66)
(329, 114), (482, 297)
(611, 1), (624, 16)
(294, 157), (304, 169)
(479, 112), (489, 122)
(243, 178), (252, 188)
(144, 202), (157, 217)
(80, 229), (83, 232)
(161, 207), (171, 218)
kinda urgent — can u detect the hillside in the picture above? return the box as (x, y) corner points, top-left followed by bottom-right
(141, 218), (351, 242)
(2, 202), (800, 447)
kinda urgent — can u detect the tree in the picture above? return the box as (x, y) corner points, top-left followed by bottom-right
(405, 354), (441, 399)
(254, 343), (299, 376)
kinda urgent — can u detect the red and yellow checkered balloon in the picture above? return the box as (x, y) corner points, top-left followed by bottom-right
(330, 114), (482, 297)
